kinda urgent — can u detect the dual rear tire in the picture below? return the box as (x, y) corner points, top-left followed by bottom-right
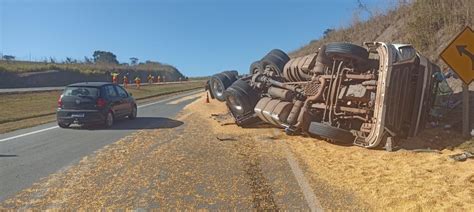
(209, 70), (239, 102)
(224, 79), (261, 126)
(249, 49), (290, 76)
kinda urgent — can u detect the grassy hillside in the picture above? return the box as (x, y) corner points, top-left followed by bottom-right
(0, 60), (185, 80)
(291, 0), (474, 67)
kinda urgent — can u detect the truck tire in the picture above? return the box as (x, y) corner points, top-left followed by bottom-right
(210, 73), (233, 101)
(308, 122), (354, 144)
(267, 49), (290, 62)
(249, 61), (264, 74)
(224, 80), (259, 116)
(325, 42), (368, 67)
(221, 70), (239, 82)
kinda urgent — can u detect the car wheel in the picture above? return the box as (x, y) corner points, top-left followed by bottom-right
(104, 111), (114, 128)
(308, 122), (355, 144)
(58, 122), (70, 128)
(129, 106), (137, 120)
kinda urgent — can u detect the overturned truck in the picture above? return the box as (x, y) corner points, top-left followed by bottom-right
(206, 42), (442, 149)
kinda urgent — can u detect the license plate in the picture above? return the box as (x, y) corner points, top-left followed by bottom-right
(71, 113), (85, 118)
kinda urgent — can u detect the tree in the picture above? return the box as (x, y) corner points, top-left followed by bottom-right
(2, 55), (15, 61)
(65, 57), (73, 64)
(130, 57), (139, 66)
(84, 56), (93, 64)
(323, 28), (335, 38)
(92, 50), (119, 65)
(49, 57), (56, 63)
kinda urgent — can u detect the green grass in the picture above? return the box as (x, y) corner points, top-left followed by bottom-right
(124, 81), (204, 100)
(0, 91), (61, 124)
(0, 81), (204, 128)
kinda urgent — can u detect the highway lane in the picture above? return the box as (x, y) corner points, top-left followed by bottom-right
(0, 89), (203, 201)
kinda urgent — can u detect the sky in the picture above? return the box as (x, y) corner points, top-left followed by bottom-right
(0, 0), (392, 77)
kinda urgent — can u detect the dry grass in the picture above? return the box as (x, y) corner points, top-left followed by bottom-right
(0, 60), (181, 76)
(291, 0), (474, 66)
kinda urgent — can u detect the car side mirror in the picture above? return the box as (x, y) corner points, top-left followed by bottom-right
(129, 92), (133, 97)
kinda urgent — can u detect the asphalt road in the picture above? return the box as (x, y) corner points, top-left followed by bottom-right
(0, 89), (203, 201)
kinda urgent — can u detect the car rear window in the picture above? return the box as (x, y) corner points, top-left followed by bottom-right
(63, 86), (99, 97)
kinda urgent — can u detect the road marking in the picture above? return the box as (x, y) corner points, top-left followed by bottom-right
(281, 141), (324, 212)
(0, 126), (59, 143)
(0, 90), (203, 143)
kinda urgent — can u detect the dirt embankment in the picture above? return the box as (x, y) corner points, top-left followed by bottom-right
(0, 69), (184, 89)
(0, 70), (107, 88)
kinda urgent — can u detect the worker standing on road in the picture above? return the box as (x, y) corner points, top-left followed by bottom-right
(135, 76), (141, 89)
(147, 74), (154, 84)
(123, 75), (129, 88)
(157, 75), (161, 83)
(111, 72), (119, 84)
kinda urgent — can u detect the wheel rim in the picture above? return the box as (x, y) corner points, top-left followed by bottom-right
(107, 113), (113, 126)
(212, 80), (224, 97)
(228, 95), (243, 113)
(132, 107), (137, 117)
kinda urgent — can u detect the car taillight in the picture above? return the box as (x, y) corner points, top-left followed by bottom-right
(57, 96), (63, 108)
(96, 98), (106, 108)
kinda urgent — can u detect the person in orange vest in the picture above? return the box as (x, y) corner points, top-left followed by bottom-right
(135, 76), (141, 89)
(111, 72), (119, 84)
(123, 75), (129, 88)
(156, 75), (161, 83)
(147, 74), (154, 84)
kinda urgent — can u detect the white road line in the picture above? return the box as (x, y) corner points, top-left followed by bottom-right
(0, 126), (59, 143)
(281, 141), (324, 212)
(0, 90), (203, 143)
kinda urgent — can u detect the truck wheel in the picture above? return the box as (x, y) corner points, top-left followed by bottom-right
(325, 42), (368, 67)
(224, 80), (259, 116)
(221, 70), (239, 82)
(268, 49), (290, 62)
(249, 61), (264, 74)
(261, 49), (290, 75)
(308, 122), (355, 144)
(210, 73), (232, 102)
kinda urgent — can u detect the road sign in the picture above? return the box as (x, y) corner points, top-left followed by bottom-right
(440, 26), (473, 138)
(440, 26), (474, 85)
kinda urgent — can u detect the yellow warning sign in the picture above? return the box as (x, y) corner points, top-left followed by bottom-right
(440, 26), (474, 85)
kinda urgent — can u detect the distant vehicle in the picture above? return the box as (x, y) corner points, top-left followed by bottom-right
(56, 82), (137, 128)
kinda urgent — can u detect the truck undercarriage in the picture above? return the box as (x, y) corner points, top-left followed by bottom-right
(206, 42), (441, 148)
